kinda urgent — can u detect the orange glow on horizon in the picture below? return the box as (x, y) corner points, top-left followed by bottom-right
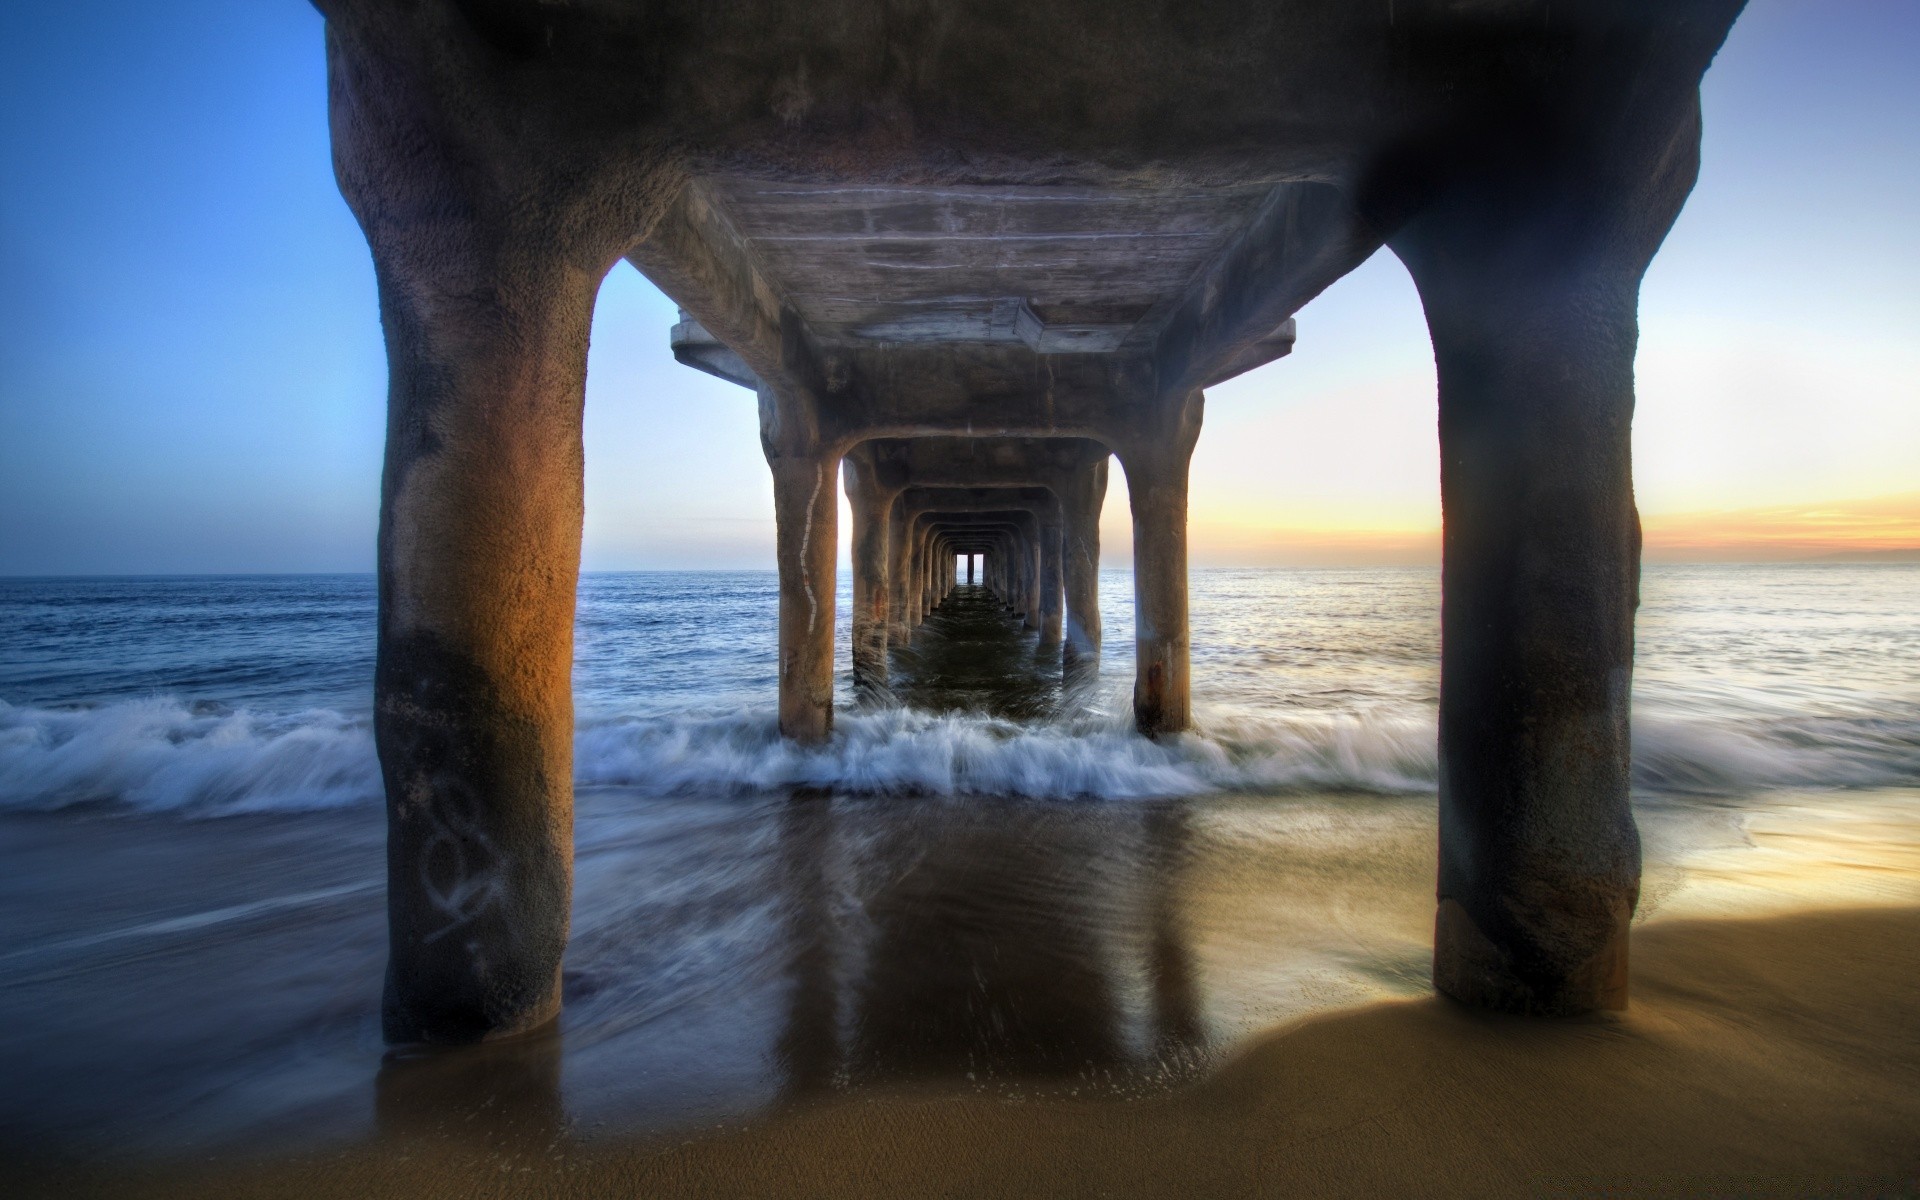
(1168, 493), (1920, 567)
(1640, 492), (1920, 561)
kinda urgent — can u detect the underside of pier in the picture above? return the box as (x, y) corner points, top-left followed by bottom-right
(315, 0), (1749, 1042)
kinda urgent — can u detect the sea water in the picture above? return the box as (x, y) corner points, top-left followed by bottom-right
(3, 566), (1915, 812)
(0, 566), (1916, 1156)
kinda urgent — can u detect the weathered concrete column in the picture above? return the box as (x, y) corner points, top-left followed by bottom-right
(906, 522), (921, 622)
(1061, 456), (1109, 668)
(1000, 535), (1022, 618)
(330, 34), (627, 1044)
(1036, 512), (1065, 649)
(842, 444), (897, 694)
(764, 406), (839, 743)
(887, 499), (911, 646)
(923, 533), (938, 614)
(1021, 530), (1042, 632)
(1118, 391), (1202, 736)
(967, 554), (975, 586)
(1391, 96), (1709, 1015)
(911, 524), (930, 622)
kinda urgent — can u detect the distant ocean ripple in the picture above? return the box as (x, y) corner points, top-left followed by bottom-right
(1, 566), (1915, 815)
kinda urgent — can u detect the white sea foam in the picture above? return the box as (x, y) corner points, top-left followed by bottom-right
(573, 706), (1440, 799)
(1, 696), (1915, 817)
(0, 698), (380, 816)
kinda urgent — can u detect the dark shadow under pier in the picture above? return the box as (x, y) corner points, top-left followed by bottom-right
(887, 585), (1064, 720)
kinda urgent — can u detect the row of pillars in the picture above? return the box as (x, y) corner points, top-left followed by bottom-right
(843, 450), (1115, 707)
(340, 108), (1684, 1045)
(786, 426), (1195, 747)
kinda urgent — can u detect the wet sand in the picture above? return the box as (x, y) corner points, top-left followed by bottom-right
(6, 585), (1918, 1195)
(9, 904), (1912, 1198)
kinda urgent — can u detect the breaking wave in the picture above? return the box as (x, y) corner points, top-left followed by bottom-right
(1, 696), (1916, 817)
(0, 698), (379, 817)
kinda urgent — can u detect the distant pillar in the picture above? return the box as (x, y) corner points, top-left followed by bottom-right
(1390, 97), (1705, 1014)
(332, 48), (615, 1042)
(1121, 392), (1201, 736)
(843, 445), (895, 695)
(1023, 530), (1040, 626)
(916, 526), (934, 619)
(1061, 455), (1109, 670)
(1037, 510), (1065, 650)
(887, 499), (911, 646)
(967, 554), (975, 586)
(768, 437), (839, 744)
(901, 519), (919, 629)
(1010, 530), (1032, 626)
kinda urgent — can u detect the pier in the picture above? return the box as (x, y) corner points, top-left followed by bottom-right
(316, 0), (1748, 1042)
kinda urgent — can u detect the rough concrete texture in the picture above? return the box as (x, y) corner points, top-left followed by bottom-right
(320, 0), (1749, 1037)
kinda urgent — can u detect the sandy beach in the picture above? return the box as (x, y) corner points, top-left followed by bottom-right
(11, 902), (1913, 1199)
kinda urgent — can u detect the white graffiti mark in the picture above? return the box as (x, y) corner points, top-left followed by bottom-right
(417, 772), (509, 946)
(798, 461), (826, 632)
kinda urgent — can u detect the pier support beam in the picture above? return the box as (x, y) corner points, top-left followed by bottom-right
(768, 433), (839, 744)
(1061, 456), (1109, 671)
(331, 39), (631, 1044)
(886, 500), (911, 647)
(844, 444), (903, 695)
(1119, 393), (1202, 736)
(1393, 95), (1709, 1015)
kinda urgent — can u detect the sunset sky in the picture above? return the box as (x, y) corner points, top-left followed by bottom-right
(0, 0), (1914, 574)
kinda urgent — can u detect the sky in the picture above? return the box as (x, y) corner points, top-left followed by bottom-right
(0, 0), (1914, 575)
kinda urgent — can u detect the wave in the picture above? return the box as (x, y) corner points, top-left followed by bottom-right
(1633, 710), (1920, 795)
(573, 706), (1439, 799)
(0, 698), (379, 817)
(2, 696), (1916, 817)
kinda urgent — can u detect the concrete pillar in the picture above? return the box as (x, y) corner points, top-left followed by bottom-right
(1120, 391), (1202, 736)
(1037, 513), (1064, 649)
(1061, 457), (1109, 667)
(333, 62), (613, 1044)
(1002, 535), (1022, 618)
(967, 554), (975, 586)
(1390, 101), (1705, 1015)
(887, 499), (911, 646)
(1022, 530), (1042, 631)
(843, 446), (894, 694)
(769, 444), (840, 743)
(925, 535), (939, 613)
(920, 524), (935, 619)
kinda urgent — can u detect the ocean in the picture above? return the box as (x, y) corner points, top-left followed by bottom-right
(1, 566), (1917, 1156)
(5, 566), (1916, 812)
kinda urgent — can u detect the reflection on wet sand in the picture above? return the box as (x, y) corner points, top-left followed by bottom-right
(368, 784), (1208, 1147)
(5, 588), (1919, 1178)
(375, 1026), (567, 1152)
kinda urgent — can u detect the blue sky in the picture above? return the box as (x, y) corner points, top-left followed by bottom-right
(0, 0), (1915, 574)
